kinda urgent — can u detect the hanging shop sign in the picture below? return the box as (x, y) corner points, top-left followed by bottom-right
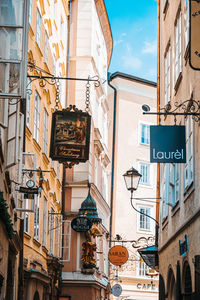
(108, 245), (129, 266)
(179, 235), (189, 257)
(71, 216), (92, 232)
(150, 125), (186, 163)
(50, 108), (91, 164)
(112, 284), (122, 297)
(189, 0), (200, 70)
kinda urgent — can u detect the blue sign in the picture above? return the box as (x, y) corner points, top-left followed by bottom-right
(179, 235), (189, 257)
(150, 125), (186, 163)
(71, 217), (92, 232)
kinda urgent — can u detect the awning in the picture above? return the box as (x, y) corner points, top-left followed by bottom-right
(138, 245), (158, 271)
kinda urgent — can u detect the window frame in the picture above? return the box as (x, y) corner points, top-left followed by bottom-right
(43, 108), (48, 155)
(33, 195), (40, 241)
(184, 117), (194, 191)
(42, 196), (47, 246)
(164, 46), (171, 104)
(174, 12), (182, 83)
(33, 91), (41, 144)
(184, 0), (189, 51)
(140, 123), (150, 146)
(138, 161), (152, 186)
(36, 9), (41, 48)
(137, 205), (152, 232)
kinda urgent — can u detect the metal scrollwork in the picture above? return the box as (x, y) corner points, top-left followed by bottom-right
(132, 236), (155, 249)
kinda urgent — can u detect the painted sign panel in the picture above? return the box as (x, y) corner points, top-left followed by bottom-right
(71, 217), (92, 232)
(112, 284), (122, 297)
(108, 245), (129, 266)
(50, 110), (91, 163)
(150, 126), (186, 163)
(189, 0), (200, 70)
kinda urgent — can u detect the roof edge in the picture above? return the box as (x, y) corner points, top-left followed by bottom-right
(109, 71), (157, 87)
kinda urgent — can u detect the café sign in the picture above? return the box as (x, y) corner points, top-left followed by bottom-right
(150, 126), (186, 163)
(108, 245), (129, 266)
(50, 109), (91, 163)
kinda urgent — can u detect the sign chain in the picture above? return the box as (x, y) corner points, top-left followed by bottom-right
(55, 79), (60, 110)
(85, 78), (91, 113)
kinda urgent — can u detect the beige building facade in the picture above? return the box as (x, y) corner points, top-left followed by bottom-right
(158, 0), (200, 299)
(108, 72), (158, 300)
(60, 0), (113, 299)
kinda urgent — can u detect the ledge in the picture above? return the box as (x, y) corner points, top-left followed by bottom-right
(33, 139), (41, 152)
(24, 232), (31, 240)
(33, 238), (41, 248)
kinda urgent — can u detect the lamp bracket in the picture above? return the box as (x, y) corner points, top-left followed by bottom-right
(143, 99), (200, 122)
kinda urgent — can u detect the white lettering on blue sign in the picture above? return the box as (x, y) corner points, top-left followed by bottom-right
(152, 149), (184, 160)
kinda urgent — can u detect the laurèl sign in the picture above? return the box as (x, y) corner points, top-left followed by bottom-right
(150, 126), (186, 163)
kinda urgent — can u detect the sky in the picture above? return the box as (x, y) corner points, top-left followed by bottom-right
(104, 0), (158, 82)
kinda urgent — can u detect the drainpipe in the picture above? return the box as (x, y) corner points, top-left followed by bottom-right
(107, 74), (117, 248)
(156, 0), (160, 249)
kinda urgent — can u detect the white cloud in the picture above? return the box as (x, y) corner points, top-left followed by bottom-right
(114, 39), (123, 46)
(142, 40), (157, 55)
(121, 44), (142, 70)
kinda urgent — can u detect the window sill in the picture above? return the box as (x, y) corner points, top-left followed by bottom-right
(162, 216), (168, 230)
(163, 0), (169, 15)
(24, 232), (31, 240)
(139, 143), (150, 148)
(184, 182), (195, 202)
(184, 43), (189, 64)
(33, 138), (41, 152)
(171, 201), (180, 217)
(33, 238), (41, 247)
(42, 245), (48, 254)
(174, 72), (182, 94)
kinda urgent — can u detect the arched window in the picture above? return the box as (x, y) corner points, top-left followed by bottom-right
(33, 291), (40, 300)
(183, 263), (192, 300)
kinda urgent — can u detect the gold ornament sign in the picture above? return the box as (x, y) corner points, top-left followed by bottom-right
(50, 106), (91, 165)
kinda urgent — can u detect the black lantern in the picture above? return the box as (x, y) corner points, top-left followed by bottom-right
(123, 167), (142, 192)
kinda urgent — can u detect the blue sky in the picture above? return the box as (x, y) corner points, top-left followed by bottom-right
(104, 0), (157, 82)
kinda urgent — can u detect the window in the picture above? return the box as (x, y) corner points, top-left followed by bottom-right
(43, 108), (48, 155)
(29, 0), (32, 25)
(175, 13), (182, 82)
(61, 220), (71, 262)
(139, 162), (151, 185)
(42, 196), (47, 246)
(140, 124), (150, 145)
(33, 91), (41, 143)
(164, 47), (171, 104)
(24, 199), (29, 233)
(102, 168), (108, 201)
(26, 78), (31, 127)
(57, 162), (60, 179)
(169, 163), (180, 206)
(55, 216), (59, 257)
(34, 195), (40, 240)
(184, 117), (194, 190)
(44, 31), (49, 63)
(138, 257), (149, 277)
(94, 156), (99, 188)
(36, 9), (41, 47)
(161, 164), (169, 219)
(184, 0), (189, 50)
(138, 206), (151, 231)
(50, 208), (54, 254)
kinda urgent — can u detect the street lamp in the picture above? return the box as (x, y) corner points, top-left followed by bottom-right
(123, 167), (159, 271)
(123, 167), (142, 193)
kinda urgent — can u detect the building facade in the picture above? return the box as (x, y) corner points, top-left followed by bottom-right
(158, 0), (200, 299)
(60, 0), (113, 299)
(108, 72), (158, 300)
(22, 0), (69, 299)
(0, 0), (29, 298)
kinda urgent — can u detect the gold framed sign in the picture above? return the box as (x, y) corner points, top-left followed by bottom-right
(50, 108), (91, 163)
(189, 0), (200, 70)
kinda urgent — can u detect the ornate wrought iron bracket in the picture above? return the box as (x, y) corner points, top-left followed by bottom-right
(143, 99), (200, 123)
(27, 61), (100, 87)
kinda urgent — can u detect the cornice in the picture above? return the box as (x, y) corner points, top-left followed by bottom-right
(94, 0), (113, 67)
